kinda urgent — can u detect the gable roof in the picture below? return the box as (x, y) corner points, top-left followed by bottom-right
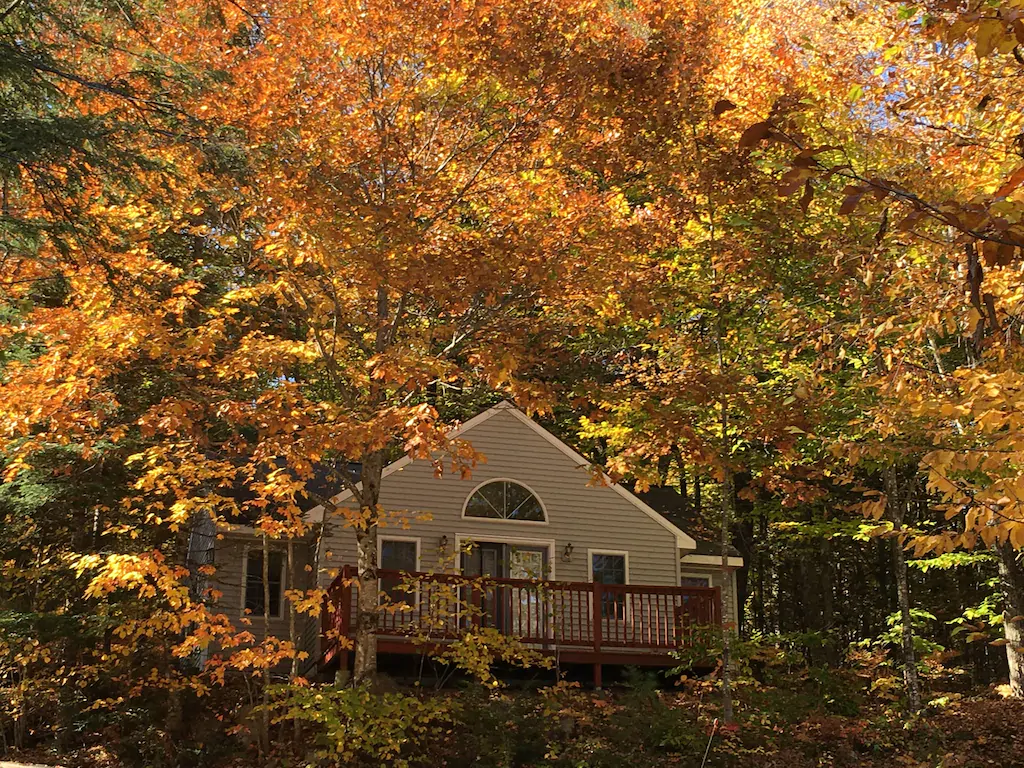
(306, 401), (697, 550)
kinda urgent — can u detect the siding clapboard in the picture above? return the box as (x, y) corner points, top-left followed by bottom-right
(208, 535), (316, 648)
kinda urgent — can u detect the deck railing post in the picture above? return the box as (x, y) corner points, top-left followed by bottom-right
(592, 580), (603, 688)
(470, 584), (480, 628)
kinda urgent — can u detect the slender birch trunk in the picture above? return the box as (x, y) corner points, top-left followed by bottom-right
(261, 531), (271, 755)
(704, 140), (734, 723)
(998, 542), (1024, 696)
(352, 451), (384, 685)
(348, 280), (392, 686)
(719, 454), (736, 724)
(287, 539), (301, 742)
(884, 467), (922, 712)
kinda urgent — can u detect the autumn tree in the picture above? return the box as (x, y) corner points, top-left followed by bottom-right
(0, 0), (729, 694)
(723, 0), (1024, 697)
(0, 0), (267, 748)
(566, 94), (860, 720)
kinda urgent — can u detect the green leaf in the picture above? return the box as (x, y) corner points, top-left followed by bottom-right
(896, 5), (918, 22)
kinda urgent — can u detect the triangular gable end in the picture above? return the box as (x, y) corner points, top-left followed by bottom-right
(305, 401), (697, 551)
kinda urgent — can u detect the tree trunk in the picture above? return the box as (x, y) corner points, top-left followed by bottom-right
(892, 541), (922, 711)
(885, 467), (922, 712)
(261, 531), (271, 756)
(998, 542), (1024, 697)
(287, 540), (298, 679)
(352, 451), (384, 685)
(658, 453), (672, 486)
(674, 448), (688, 516)
(795, 550), (809, 633)
(287, 539), (301, 742)
(820, 539), (835, 665)
(755, 511), (767, 635)
(719, 461), (735, 724)
(732, 474), (753, 633)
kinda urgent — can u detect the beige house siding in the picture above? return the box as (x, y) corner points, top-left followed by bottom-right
(318, 407), (682, 590)
(207, 533), (317, 649)
(679, 563), (740, 627)
(203, 403), (742, 660)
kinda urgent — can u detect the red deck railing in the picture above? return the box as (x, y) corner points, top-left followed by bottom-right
(321, 566), (721, 672)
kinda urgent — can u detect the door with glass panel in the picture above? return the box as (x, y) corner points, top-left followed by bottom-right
(507, 546), (547, 637)
(461, 542), (548, 636)
(461, 542), (502, 630)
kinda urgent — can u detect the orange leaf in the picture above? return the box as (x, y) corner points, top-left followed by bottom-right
(995, 166), (1024, 199)
(799, 181), (814, 214)
(738, 121), (772, 148)
(838, 186), (866, 215)
(713, 99), (737, 117)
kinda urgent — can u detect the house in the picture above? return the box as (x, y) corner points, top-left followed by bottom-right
(205, 401), (743, 684)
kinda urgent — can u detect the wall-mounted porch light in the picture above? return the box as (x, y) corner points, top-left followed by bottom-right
(562, 542), (574, 563)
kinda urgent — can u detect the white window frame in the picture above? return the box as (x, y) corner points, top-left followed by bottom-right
(461, 477), (549, 525)
(587, 549), (630, 622)
(587, 549), (630, 585)
(241, 543), (286, 620)
(378, 535), (422, 605)
(680, 572), (712, 589)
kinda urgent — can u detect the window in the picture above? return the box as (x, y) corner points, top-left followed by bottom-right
(680, 574), (714, 622)
(590, 551), (627, 619)
(681, 574), (711, 589)
(244, 549), (285, 618)
(380, 538), (419, 603)
(464, 480), (545, 522)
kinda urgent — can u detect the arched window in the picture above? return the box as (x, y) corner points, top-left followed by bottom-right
(464, 480), (546, 522)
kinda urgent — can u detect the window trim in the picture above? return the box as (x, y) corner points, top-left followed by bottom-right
(461, 477), (549, 525)
(587, 549), (630, 622)
(378, 535), (422, 605)
(378, 535), (422, 572)
(680, 572), (712, 588)
(241, 544), (286, 620)
(587, 549), (630, 585)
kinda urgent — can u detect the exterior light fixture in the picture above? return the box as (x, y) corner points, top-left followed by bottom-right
(562, 542), (574, 563)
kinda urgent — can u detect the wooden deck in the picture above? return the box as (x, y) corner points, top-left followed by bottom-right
(321, 566), (721, 685)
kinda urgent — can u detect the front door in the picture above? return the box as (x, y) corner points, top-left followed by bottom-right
(508, 547), (546, 636)
(462, 542), (502, 629)
(461, 542), (548, 636)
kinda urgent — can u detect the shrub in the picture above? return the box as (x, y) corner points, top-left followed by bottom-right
(264, 683), (453, 767)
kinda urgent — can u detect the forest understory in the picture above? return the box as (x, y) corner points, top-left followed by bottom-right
(8, 675), (1024, 768)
